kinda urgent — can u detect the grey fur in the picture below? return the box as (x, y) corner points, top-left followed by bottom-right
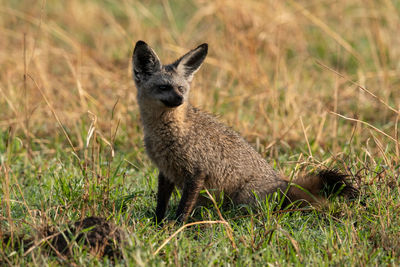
(131, 41), (357, 223)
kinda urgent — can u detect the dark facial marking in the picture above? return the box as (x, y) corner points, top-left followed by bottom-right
(161, 94), (183, 107)
(157, 84), (173, 92)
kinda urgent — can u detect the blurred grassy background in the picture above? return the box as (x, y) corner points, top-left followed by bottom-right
(1, 0), (399, 265)
(0, 0), (400, 158)
(1, 0), (399, 160)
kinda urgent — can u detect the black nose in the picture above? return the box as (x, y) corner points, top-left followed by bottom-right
(161, 94), (183, 107)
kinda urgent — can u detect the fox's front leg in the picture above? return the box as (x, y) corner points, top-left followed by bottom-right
(175, 172), (206, 223)
(155, 172), (175, 224)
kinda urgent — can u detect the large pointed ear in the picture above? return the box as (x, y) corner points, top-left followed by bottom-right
(174, 43), (208, 82)
(132, 41), (161, 83)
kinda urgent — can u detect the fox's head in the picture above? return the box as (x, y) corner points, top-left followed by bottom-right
(132, 41), (208, 109)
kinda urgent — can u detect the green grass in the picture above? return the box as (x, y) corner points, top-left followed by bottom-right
(1, 0), (400, 265)
(1, 126), (399, 265)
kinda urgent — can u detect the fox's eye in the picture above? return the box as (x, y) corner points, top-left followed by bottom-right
(159, 85), (168, 91)
(177, 86), (184, 92)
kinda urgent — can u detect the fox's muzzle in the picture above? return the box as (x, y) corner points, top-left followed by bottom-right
(161, 94), (183, 108)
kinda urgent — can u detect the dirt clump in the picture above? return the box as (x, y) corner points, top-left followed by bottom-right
(1, 216), (125, 260)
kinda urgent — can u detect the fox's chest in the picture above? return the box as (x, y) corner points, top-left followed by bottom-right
(144, 130), (193, 187)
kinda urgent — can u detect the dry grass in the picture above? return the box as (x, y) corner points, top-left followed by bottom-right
(0, 0), (399, 265)
(1, 0), (399, 155)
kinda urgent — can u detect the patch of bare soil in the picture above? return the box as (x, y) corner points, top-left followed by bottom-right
(1, 216), (125, 261)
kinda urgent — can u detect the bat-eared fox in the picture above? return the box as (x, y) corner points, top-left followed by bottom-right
(132, 41), (358, 223)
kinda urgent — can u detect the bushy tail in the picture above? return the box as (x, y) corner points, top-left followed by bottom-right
(284, 169), (359, 207)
